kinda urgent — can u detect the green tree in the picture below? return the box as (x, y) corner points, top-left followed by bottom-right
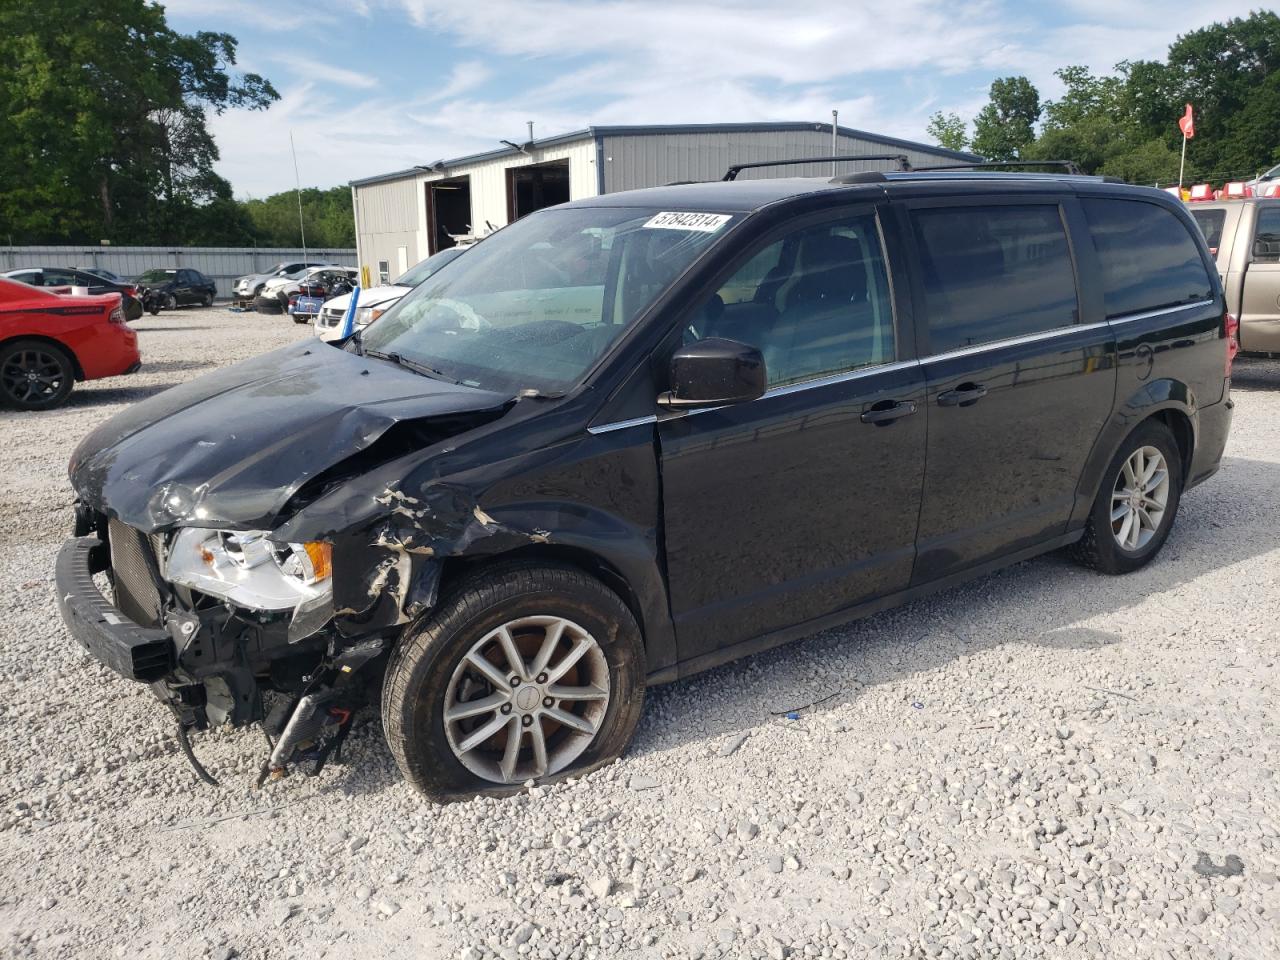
(971, 76), (1042, 161)
(241, 186), (356, 248)
(0, 0), (277, 244)
(926, 111), (969, 152)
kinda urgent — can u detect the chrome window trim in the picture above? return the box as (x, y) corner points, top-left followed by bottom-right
(762, 358), (919, 398)
(587, 414), (659, 435)
(923, 320), (1112, 363)
(1105, 298), (1216, 325)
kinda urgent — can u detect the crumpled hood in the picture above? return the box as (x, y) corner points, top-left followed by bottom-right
(69, 342), (510, 533)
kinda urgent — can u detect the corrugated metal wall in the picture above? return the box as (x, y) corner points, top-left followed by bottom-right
(0, 247), (356, 299)
(353, 139), (600, 283)
(352, 176), (423, 285)
(601, 129), (961, 191)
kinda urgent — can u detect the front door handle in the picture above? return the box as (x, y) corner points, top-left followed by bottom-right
(937, 382), (988, 407)
(860, 400), (917, 425)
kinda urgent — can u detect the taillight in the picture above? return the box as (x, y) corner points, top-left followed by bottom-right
(109, 306), (126, 325)
(1224, 312), (1239, 376)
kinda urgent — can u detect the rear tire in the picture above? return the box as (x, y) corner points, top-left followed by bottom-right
(382, 562), (646, 802)
(1071, 420), (1182, 574)
(0, 339), (76, 411)
(201, 292), (213, 307)
(164, 294), (177, 311)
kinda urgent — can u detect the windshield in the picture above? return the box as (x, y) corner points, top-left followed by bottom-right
(138, 269), (175, 282)
(396, 247), (466, 287)
(359, 206), (735, 393)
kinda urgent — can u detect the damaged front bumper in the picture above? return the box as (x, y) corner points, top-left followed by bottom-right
(56, 535), (174, 682)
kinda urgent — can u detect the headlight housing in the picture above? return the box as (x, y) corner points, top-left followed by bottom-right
(357, 306), (386, 326)
(164, 528), (332, 612)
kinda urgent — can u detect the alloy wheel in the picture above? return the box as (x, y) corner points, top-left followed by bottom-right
(443, 616), (610, 784)
(1, 348), (67, 406)
(1111, 445), (1170, 551)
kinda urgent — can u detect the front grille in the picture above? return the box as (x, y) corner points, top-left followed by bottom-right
(107, 518), (163, 627)
(320, 307), (344, 327)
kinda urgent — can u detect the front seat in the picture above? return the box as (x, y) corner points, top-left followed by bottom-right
(765, 233), (872, 384)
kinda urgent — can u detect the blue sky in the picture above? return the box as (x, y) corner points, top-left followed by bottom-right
(161, 0), (1257, 197)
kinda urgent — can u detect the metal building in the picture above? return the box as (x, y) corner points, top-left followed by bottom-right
(350, 122), (978, 283)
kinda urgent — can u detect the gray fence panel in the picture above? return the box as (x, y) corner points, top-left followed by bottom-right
(0, 246), (357, 299)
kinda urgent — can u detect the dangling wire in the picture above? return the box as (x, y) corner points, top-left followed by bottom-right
(169, 706), (219, 787)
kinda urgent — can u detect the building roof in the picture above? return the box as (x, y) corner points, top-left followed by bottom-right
(349, 122), (982, 188)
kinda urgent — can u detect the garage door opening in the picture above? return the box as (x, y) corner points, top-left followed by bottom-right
(426, 175), (473, 254)
(506, 160), (571, 221)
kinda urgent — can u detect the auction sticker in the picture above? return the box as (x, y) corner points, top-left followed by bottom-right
(643, 211), (732, 232)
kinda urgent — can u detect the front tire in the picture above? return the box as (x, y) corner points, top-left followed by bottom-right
(0, 339), (76, 410)
(164, 293), (177, 311)
(382, 563), (646, 802)
(201, 292), (213, 307)
(1071, 420), (1183, 574)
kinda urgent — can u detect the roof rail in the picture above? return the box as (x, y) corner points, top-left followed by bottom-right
(910, 160), (1086, 175)
(722, 154), (912, 181)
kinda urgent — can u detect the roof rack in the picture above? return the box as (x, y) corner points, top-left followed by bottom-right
(910, 160), (1086, 175)
(722, 154), (912, 181)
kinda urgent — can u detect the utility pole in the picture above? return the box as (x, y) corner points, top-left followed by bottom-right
(290, 130), (308, 262)
(832, 110), (838, 176)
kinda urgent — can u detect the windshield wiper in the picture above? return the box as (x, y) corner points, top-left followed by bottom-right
(364, 349), (466, 385)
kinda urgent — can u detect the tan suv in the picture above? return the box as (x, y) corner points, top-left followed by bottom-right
(1188, 198), (1280, 353)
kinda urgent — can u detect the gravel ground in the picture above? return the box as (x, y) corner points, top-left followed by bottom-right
(1, 309), (1277, 960)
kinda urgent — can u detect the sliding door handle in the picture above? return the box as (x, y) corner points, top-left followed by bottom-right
(937, 382), (988, 407)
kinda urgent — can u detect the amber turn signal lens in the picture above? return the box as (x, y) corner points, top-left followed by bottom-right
(303, 541), (332, 580)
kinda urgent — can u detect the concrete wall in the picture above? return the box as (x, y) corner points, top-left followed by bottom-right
(600, 128), (965, 191)
(1, 246), (356, 299)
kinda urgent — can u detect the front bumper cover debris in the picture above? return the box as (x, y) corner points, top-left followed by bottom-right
(55, 535), (173, 682)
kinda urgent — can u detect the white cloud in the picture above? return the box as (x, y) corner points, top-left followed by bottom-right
(271, 54), (378, 89)
(206, 0), (1266, 194)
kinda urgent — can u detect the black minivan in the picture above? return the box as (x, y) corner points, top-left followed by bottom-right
(57, 168), (1235, 800)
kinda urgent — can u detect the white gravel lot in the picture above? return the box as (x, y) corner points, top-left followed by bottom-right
(0, 308), (1278, 960)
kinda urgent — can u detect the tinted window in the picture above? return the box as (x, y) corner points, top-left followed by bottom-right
(1082, 198), (1213, 318)
(1190, 209), (1227, 252)
(42, 268), (76, 287)
(911, 205), (1077, 353)
(695, 213), (895, 387)
(1253, 206), (1280, 263)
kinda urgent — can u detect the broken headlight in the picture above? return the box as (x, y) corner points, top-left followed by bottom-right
(164, 528), (333, 612)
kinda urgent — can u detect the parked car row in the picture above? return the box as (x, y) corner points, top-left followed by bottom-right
(253, 265), (357, 317)
(313, 248), (465, 340)
(234, 260), (338, 302)
(2, 265), (219, 317)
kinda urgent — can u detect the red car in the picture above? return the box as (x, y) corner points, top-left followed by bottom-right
(0, 277), (141, 410)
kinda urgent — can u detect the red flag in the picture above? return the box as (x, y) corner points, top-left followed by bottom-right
(1178, 104), (1195, 139)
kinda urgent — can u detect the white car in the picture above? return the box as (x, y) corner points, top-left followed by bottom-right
(234, 260), (335, 300)
(314, 247), (466, 341)
(257, 266), (356, 314)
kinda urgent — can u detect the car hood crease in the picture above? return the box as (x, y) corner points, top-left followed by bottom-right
(69, 342), (510, 533)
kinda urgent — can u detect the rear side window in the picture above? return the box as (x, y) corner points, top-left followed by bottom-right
(1082, 199), (1213, 318)
(911, 204), (1078, 354)
(1254, 206), (1280, 262)
(1190, 209), (1227, 253)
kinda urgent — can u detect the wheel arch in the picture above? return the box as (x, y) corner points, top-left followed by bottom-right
(435, 541), (670, 680)
(1068, 379), (1199, 530)
(0, 334), (85, 381)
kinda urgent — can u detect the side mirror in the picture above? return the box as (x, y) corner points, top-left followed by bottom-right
(658, 337), (767, 409)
